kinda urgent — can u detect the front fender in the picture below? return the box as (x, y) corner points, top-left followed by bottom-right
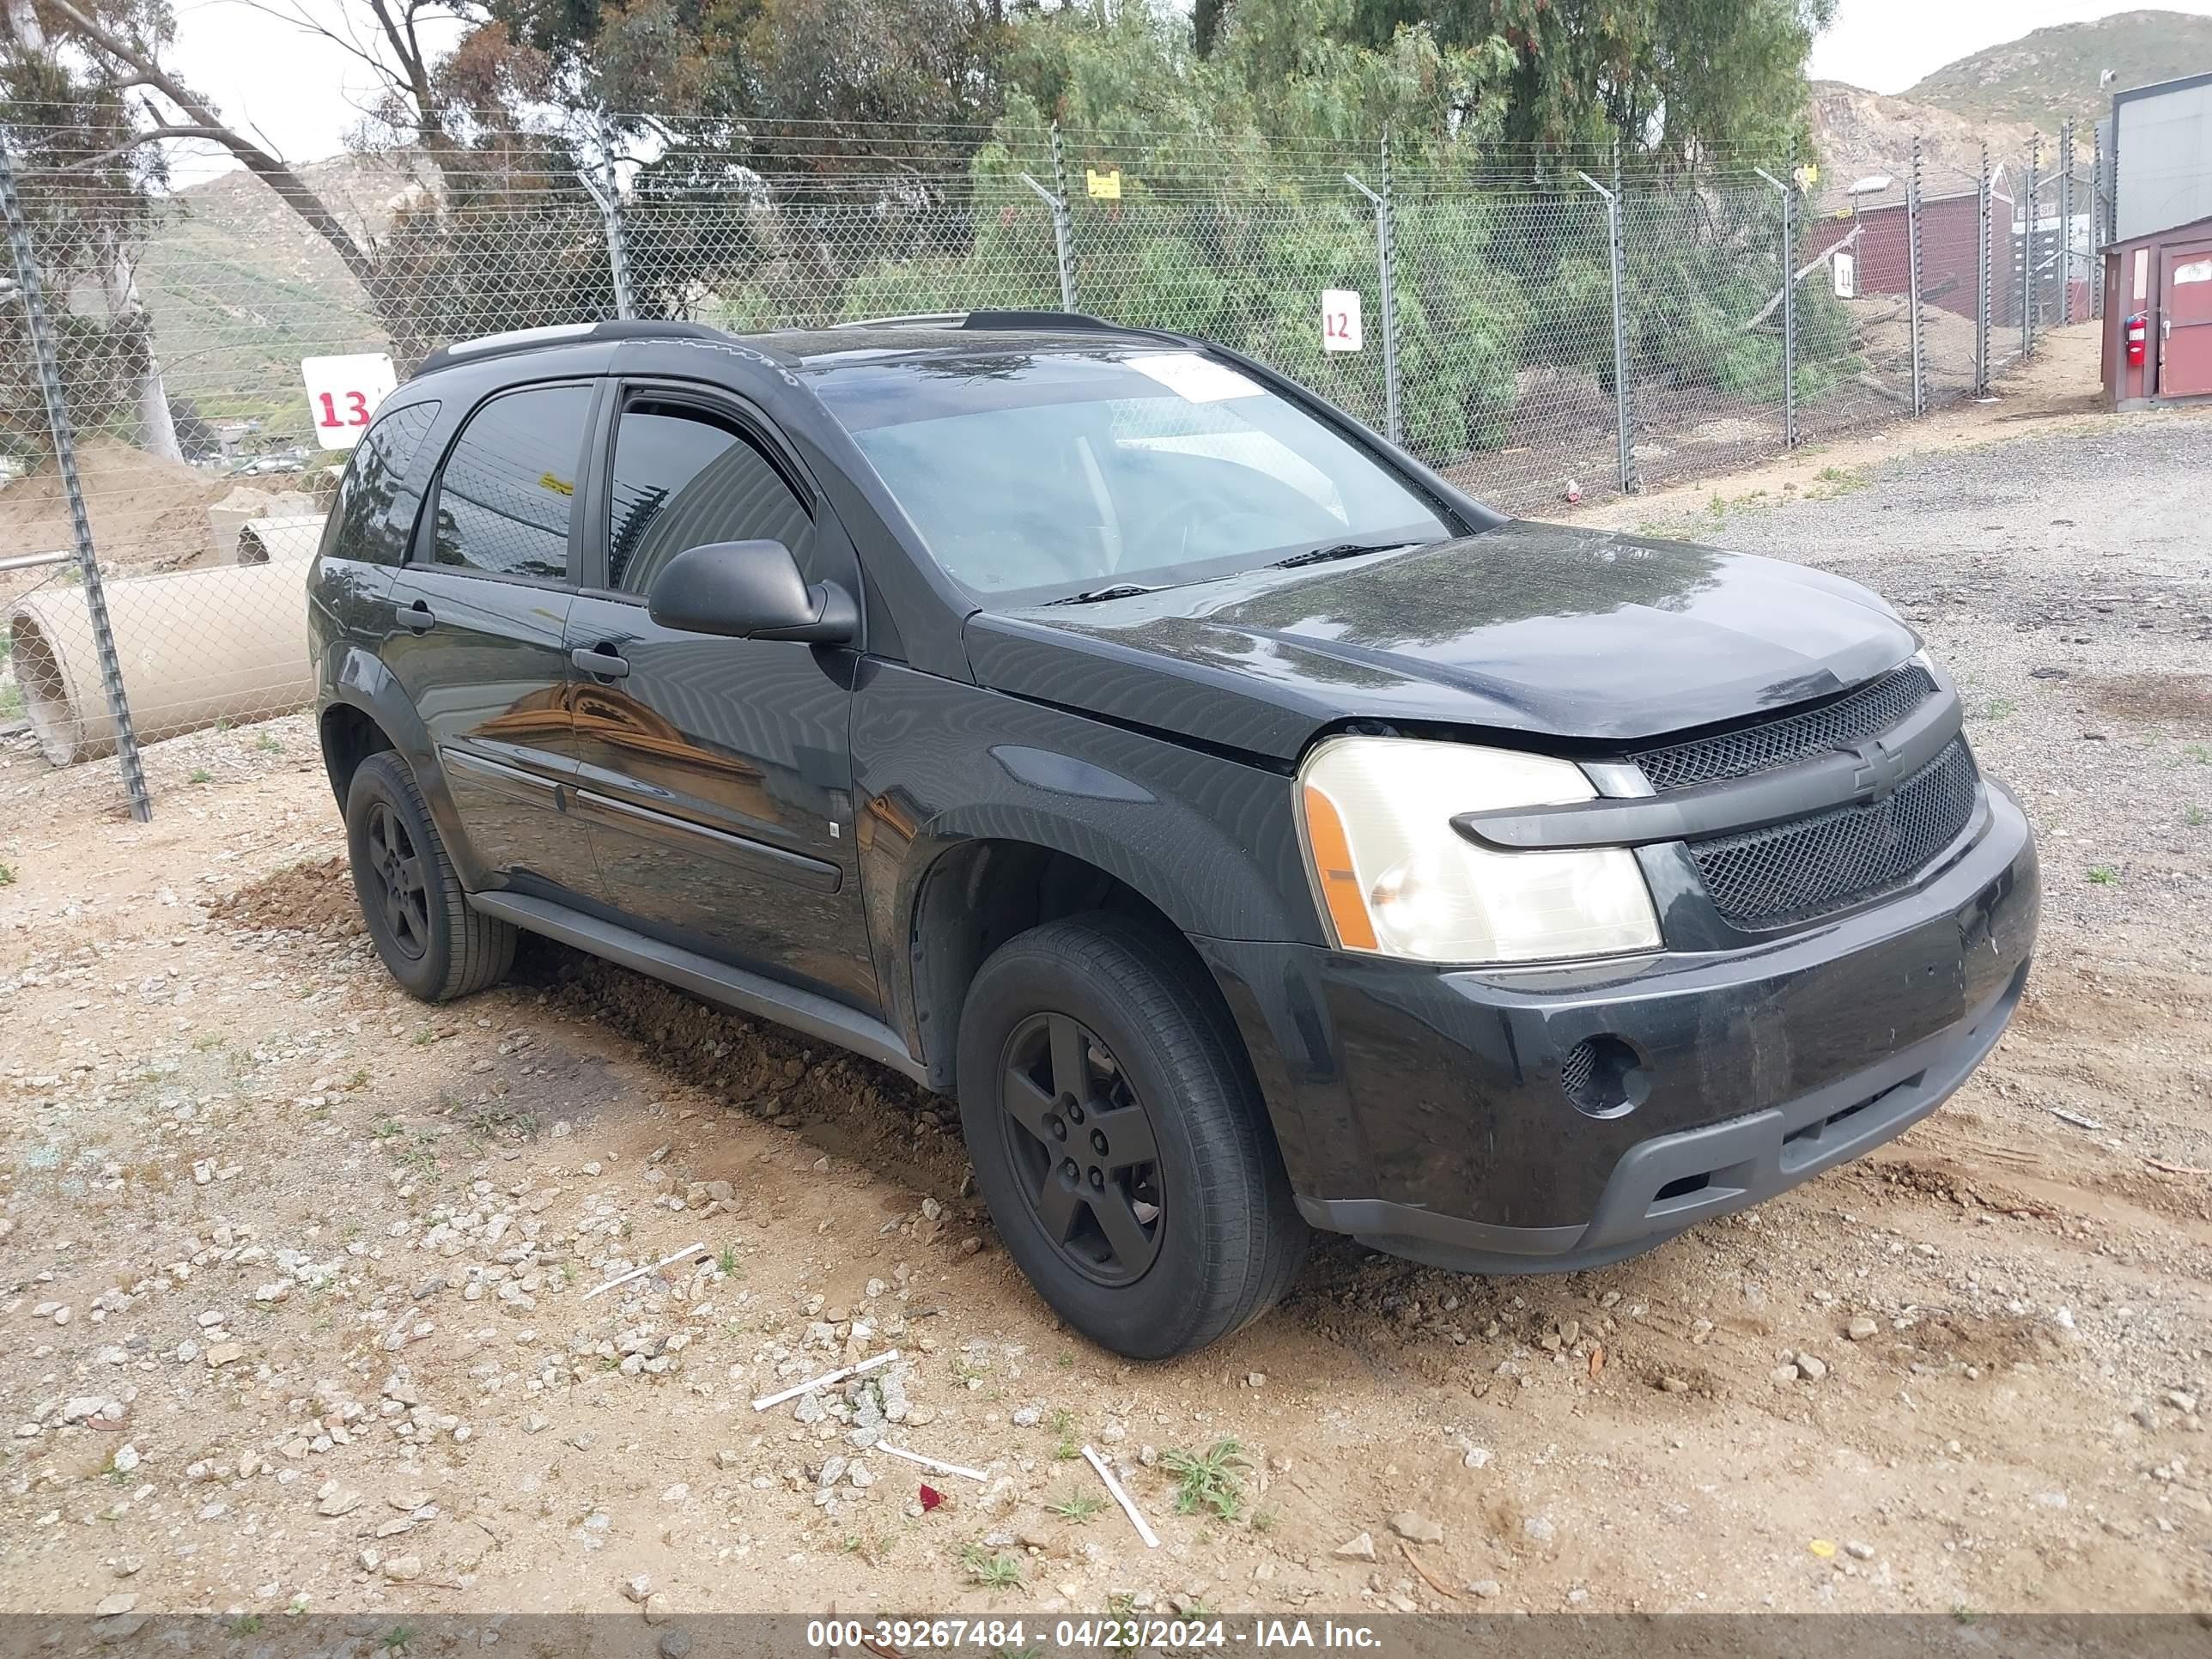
(850, 661), (1325, 1065)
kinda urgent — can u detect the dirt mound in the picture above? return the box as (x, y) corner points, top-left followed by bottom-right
(209, 854), (362, 936)
(0, 436), (222, 571)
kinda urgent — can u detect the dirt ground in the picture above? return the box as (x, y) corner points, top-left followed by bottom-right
(2, 327), (2209, 1628)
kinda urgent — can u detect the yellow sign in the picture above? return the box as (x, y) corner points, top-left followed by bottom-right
(539, 472), (574, 496)
(1085, 167), (1122, 200)
(1794, 162), (1820, 191)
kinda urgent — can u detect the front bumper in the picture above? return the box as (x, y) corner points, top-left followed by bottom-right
(1198, 780), (2039, 1273)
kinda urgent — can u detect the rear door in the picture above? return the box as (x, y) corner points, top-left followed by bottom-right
(381, 380), (603, 897)
(2160, 239), (2212, 398)
(563, 382), (877, 1011)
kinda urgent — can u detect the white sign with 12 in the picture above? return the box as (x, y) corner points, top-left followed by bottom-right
(1322, 289), (1364, 353)
(301, 353), (398, 450)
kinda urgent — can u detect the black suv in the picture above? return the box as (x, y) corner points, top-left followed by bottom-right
(308, 313), (2038, 1358)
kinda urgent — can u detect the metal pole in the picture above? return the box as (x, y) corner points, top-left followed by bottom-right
(2057, 120), (2075, 325)
(1346, 155), (1401, 447)
(1050, 124), (1079, 313)
(0, 131), (151, 820)
(1975, 143), (1992, 392)
(1754, 167), (1796, 447)
(2022, 139), (2038, 358)
(1577, 170), (1635, 494)
(1018, 170), (1077, 313)
(579, 121), (635, 321)
(1906, 136), (1926, 416)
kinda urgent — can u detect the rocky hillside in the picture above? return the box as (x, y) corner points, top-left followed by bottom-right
(1905, 9), (2212, 134)
(1810, 82), (2044, 198)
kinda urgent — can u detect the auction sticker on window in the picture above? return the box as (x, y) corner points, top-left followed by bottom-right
(301, 352), (398, 449)
(1127, 351), (1263, 402)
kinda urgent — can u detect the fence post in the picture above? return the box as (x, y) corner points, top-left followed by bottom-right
(1018, 169), (1077, 313)
(1577, 170), (1636, 494)
(1906, 136), (1926, 416)
(1754, 167), (1796, 447)
(1975, 144), (1992, 392)
(1345, 143), (1402, 447)
(0, 132), (152, 821)
(2057, 119), (2075, 325)
(578, 157), (635, 321)
(1049, 125), (1080, 313)
(2022, 139), (2038, 358)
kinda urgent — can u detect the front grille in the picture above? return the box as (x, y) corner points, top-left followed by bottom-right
(1633, 665), (1937, 793)
(1688, 737), (1981, 929)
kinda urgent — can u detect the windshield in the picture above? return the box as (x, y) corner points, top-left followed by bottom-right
(810, 347), (1451, 603)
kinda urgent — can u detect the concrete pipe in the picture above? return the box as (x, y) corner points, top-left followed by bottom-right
(8, 557), (314, 767)
(236, 514), (327, 564)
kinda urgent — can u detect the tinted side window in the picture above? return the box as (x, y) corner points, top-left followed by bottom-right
(428, 384), (592, 580)
(606, 402), (815, 597)
(327, 400), (440, 566)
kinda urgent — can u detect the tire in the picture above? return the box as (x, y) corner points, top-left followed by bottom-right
(956, 913), (1309, 1358)
(344, 750), (514, 1002)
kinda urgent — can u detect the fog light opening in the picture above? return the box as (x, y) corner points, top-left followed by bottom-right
(1561, 1035), (1649, 1118)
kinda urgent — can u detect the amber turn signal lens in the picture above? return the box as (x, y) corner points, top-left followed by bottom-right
(1300, 781), (1379, 951)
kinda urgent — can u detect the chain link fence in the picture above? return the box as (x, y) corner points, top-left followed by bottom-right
(0, 106), (2111, 818)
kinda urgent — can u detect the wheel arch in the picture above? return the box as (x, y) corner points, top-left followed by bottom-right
(316, 645), (489, 890)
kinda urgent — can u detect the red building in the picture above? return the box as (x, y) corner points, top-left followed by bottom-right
(1825, 171), (2019, 325)
(2101, 212), (2212, 407)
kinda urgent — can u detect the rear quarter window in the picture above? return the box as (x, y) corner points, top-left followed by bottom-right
(325, 400), (441, 566)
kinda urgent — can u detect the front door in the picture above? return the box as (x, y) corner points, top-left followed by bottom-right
(564, 385), (876, 1011)
(2161, 239), (2212, 398)
(380, 380), (602, 897)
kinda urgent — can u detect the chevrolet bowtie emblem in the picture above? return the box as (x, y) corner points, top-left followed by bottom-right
(1844, 735), (1907, 802)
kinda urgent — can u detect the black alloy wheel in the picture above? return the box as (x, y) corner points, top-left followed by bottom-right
(361, 799), (431, 961)
(998, 1012), (1164, 1285)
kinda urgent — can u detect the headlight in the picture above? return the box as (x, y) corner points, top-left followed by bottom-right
(1297, 736), (1661, 964)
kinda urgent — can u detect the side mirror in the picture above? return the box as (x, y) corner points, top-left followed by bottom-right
(645, 540), (857, 644)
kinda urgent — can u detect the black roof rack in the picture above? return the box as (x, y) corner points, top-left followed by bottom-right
(414, 319), (726, 378)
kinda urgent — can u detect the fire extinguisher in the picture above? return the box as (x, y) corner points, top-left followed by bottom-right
(2126, 313), (2148, 368)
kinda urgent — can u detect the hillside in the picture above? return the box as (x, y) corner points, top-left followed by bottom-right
(1810, 82), (2043, 198)
(1905, 9), (2212, 134)
(131, 153), (424, 439)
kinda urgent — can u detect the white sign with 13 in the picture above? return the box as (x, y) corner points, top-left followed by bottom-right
(301, 353), (398, 450)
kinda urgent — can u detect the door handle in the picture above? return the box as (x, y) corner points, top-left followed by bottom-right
(571, 645), (630, 679)
(399, 599), (435, 634)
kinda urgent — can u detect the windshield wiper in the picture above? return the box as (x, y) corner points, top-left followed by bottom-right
(1267, 538), (1425, 570)
(1039, 582), (1168, 607)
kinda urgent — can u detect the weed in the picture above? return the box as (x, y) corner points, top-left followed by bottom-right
(717, 1244), (738, 1275)
(0, 861), (13, 886)
(189, 769), (212, 785)
(951, 1358), (988, 1385)
(253, 732), (282, 754)
(1160, 1438), (1252, 1522)
(2186, 805), (2207, 829)
(1047, 1486), (1107, 1522)
(463, 1100), (538, 1144)
(2086, 865), (2119, 885)
(348, 1067), (370, 1090)
(373, 1116), (404, 1141)
(381, 1627), (416, 1652)
(410, 1028), (435, 1047)
(959, 1542), (1024, 1589)
(2186, 744), (2209, 764)
(1249, 1504), (1279, 1534)
(1974, 697), (2016, 721)
(226, 1614), (264, 1635)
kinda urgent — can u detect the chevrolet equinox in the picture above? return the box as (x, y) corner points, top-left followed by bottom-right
(307, 313), (2039, 1358)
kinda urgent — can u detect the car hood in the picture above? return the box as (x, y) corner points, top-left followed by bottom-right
(963, 521), (1918, 761)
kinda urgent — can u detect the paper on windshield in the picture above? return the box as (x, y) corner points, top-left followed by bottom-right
(1126, 352), (1264, 403)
